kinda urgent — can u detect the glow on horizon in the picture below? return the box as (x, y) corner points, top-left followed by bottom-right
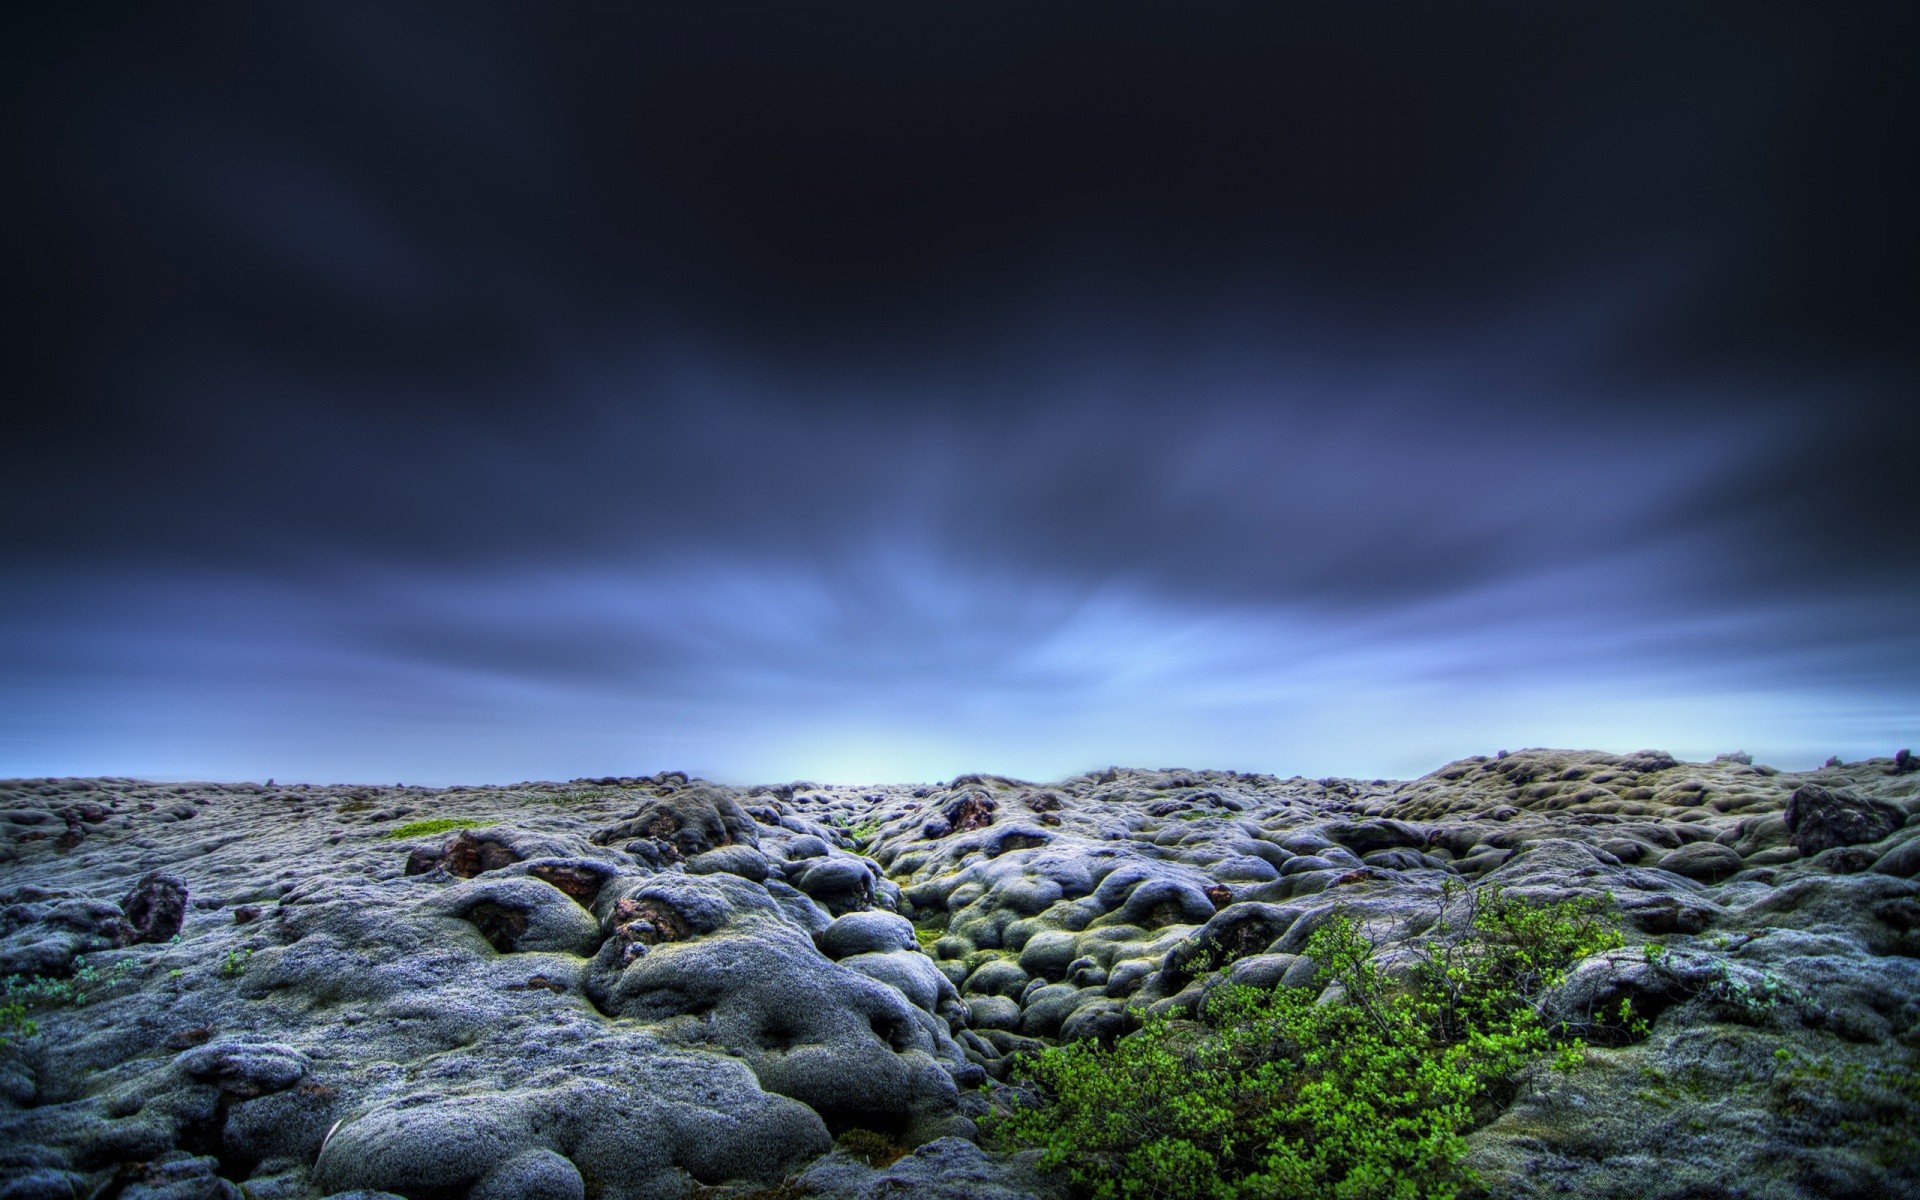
(2, 546), (1910, 787)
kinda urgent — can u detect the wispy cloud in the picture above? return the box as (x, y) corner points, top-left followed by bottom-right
(2, 3), (1912, 783)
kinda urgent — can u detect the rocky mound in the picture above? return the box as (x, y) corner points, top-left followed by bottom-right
(1, 749), (1916, 1199)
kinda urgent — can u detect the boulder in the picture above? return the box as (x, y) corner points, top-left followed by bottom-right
(790, 856), (877, 916)
(404, 830), (520, 878)
(1783, 784), (1904, 855)
(119, 871), (189, 944)
(942, 792), (997, 834)
(468, 1149), (585, 1200)
(1870, 835), (1920, 878)
(429, 876), (602, 955)
(1657, 841), (1745, 883)
(966, 995), (1021, 1031)
(685, 844), (773, 883)
(840, 949), (960, 1016)
(962, 958), (1030, 998)
(590, 786), (760, 860)
(819, 911), (918, 960)
(1324, 820), (1425, 855)
(175, 1041), (309, 1097)
(0, 891), (134, 976)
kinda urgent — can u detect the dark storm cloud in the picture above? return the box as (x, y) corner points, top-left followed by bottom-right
(2, 2), (1915, 782)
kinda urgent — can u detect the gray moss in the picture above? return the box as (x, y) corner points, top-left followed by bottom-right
(0, 751), (1915, 1198)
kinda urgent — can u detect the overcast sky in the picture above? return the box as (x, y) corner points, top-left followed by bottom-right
(3, 3), (1916, 785)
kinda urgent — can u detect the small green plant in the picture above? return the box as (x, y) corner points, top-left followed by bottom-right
(914, 927), (944, 952)
(1552, 1041), (1588, 1072)
(2, 956), (136, 1011)
(986, 884), (1632, 1200)
(0, 999), (35, 1047)
(2, 955), (140, 1046)
(1700, 963), (1800, 1022)
(219, 948), (253, 979)
(381, 818), (499, 840)
(1613, 995), (1651, 1042)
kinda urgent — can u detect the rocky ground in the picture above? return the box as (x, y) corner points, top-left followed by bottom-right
(1, 748), (1917, 1200)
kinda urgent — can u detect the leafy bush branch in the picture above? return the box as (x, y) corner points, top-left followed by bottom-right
(986, 884), (1634, 1200)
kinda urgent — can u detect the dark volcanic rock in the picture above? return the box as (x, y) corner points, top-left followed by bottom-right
(590, 785), (759, 859)
(942, 791), (997, 834)
(404, 829), (521, 878)
(1784, 783), (1905, 854)
(118, 869), (187, 944)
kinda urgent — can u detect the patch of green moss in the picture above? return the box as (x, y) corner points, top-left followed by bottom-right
(1768, 1046), (1920, 1165)
(824, 812), (887, 846)
(381, 817), (498, 840)
(1635, 1063), (1718, 1107)
(547, 788), (628, 805)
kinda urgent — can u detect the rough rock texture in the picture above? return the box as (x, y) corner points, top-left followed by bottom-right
(1, 752), (1917, 1198)
(1784, 783), (1906, 855)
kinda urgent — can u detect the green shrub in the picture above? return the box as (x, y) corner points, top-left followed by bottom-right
(381, 817), (499, 840)
(986, 884), (1628, 1200)
(219, 948), (253, 979)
